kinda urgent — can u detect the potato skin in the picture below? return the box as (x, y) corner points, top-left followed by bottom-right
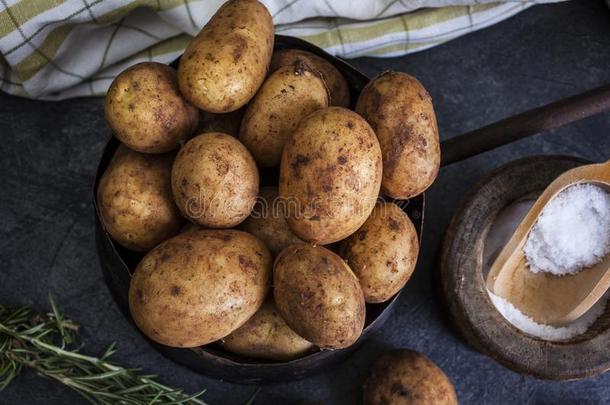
(129, 229), (272, 347)
(270, 49), (350, 107)
(221, 298), (315, 361)
(105, 62), (198, 153)
(178, 0), (274, 113)
(239, 61), (329, 167)
(356, 71), (440, 199)
(273, 244), (365, 349)
(279, 107), (382, 245)
(96, 145), (182, 252)
(340, 202), (419, 303)
(171, 133), (259, 227)
(240, 187), (304, 255)
(364, 349), (458, 405)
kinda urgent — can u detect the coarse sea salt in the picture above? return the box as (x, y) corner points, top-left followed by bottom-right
(484, 186), (610, 341)
(523, 183), (610, 275)
(489, 291), (608, 341)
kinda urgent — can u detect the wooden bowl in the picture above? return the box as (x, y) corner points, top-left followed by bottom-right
(440, 155), (610, 380)
(94, 35), (425, 384)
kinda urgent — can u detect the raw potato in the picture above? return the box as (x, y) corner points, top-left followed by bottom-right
(105, 62), (198, 153)
(239, 61), (329, 167)
(340, 202), (419, 303)
(97, 145), (182, 252)
(178, 0), (274, 113)
(221, 298), (315, 361)
(129, 229), (272, 347)
(279, 107), (382, 245)
(171, 133), (259, 227)
(196, 107), (245, 137)
(273, 244), (365, 349)
(240, 186), (304, 255)
(356, 71), (440, 199)
(363, 349), (458, 405)
(270, 49), (350, 107)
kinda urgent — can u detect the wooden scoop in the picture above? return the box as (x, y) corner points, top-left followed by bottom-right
(486, 160), (610, 326)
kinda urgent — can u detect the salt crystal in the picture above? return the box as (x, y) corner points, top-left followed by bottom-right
(489, 291), (608, 341)
(485, 184), (610, 340)
(523, 183), (610, 275)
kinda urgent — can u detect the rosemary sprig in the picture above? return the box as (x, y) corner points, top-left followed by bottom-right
(0, 295), (207, 405)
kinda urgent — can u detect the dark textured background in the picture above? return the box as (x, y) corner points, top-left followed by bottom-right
(1, 0), (610, 403)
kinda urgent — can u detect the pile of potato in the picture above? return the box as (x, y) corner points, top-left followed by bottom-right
(96, 0), (440, 359)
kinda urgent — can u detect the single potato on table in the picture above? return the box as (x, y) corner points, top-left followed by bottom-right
(171, 133), (259, 228)
(240, 186), (304, 255)
(178, 0), (274, 113)
(96, 145), (183, 252)
(364, 349), (457, 405)
(279, 107), (382, 245)
(273, 244), (365, 349)
(270, 48), (350, 107)
(221, 298), (314, 361)
(105, 62), (198, 153)
(340, 202), (419, 303)
(239, 60), (329, 167)
(356, 71), (440, 199)
(129, 229), (272, 347)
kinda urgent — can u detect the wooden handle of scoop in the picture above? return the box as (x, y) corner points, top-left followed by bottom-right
(440, 83), (610, 166)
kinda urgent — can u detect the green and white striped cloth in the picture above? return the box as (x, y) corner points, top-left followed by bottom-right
(0, 0), (562, 100)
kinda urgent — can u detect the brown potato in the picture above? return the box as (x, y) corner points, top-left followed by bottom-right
(270, 49), (350, 107)
(178, 0), (274, 113)
(171, 133), (259, 227)
(105, 62), (198, 153)
(364, 349), (458, 405)
(129, 229), (272, 347)
(340, 202), (419, 303)
(273, 244), (365, 349)
(356, 71), (440, 199)
(239, 61), (329, 167)
(279, 107), (382, 245)
(221, 298), (315, 361)
(240, 186), (304, 255)
(96, 145), (182, 252)
(196, 107), (245, 137)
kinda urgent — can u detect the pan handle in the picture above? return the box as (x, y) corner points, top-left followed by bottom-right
(440, 83), (610, 166)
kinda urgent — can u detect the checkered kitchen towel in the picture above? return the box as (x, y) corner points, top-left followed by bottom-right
(0, 0), (562, 100)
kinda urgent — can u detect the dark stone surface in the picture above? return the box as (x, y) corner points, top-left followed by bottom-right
(1, 0), (609, 404)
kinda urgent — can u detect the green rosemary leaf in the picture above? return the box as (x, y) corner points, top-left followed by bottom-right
(72, 369), (130, 381)
(244, 387), (261, 405)
(0, 296), (208, 405)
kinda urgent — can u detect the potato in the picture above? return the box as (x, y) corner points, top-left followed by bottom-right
(363, 349), (457, 405)
(240, 186), (304, 255)
(239, 61), (329, 167)
(178, 0), (274, 113)
(356, 71), (440, 199)
(171, 133), (259, 227)
(270, 49), (350, 107)
(340, 202), (419, 303)
(129, 229), (272, 347)
(196, 108), (245, 137)
(273, 244), (365, 349)
(279, 107), (382, 245)
(221, 298), (314, 361)
(96, 145), (182, 252)
(105, 62), (198, 153)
